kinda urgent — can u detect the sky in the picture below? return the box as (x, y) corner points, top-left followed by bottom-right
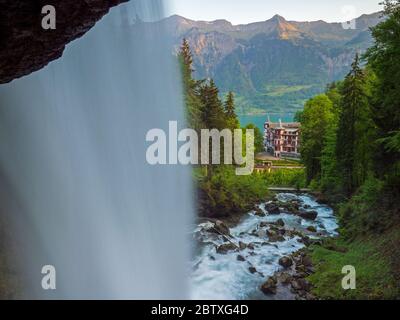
(167, 0), (382, 24)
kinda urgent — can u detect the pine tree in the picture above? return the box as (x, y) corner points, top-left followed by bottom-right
(178, 39), (202, 131)
(199, 79), (227, 130)
(179, 39), (193, 81)
(336, 54), (370, 196)
(224, 91), (239, 130)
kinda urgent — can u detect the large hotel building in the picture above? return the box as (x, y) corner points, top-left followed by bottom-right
(264, 119), (301, 159)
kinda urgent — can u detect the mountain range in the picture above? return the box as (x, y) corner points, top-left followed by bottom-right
(138, 12), (383, 115)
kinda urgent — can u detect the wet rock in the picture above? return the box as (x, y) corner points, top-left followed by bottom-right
(276, 219), (285, 227)
(249, 267), (258, 274)
(306, 226), (317, 233)
(237, 255), (246, 262)
(277, 228), (286, 236)
(296, 264), (307, 278)
(301, 255), (313, 267)
(247, 243), (256, 250)
(291, 278), (311, 291)
(216, 243), (237, 254)
(270, 235), (285, 242)
(257, 229), (267, 238)
(254, 207), (266, 217)
(278, 273), (293, 285)
(239, 241), (247, 251)
(266, 229), (276, 237)
(298, 236), (312, 246)
(265, 203), (281, 215)
(213, 220), (231, 236)
(297, 211), (318, 221)
(279, 256), (293, 268)
(267, 230), (285, 242)
(260, 276), (277, 295)
(291, 201), (301, 210)
(279, 201), (301, 213)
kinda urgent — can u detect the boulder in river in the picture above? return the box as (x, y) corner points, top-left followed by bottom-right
(297, 236), (312, 246)
(279, 256), (293, 268)
(239, 241), (247, 251)
(254, 207), (266, 217)
(297, 210), (318, 221)
(276, 219), (285, 227)
(265, 203), (281, 215)
(216, 243), (237, 254)
(278, 272), (293, 285)
(259, 221), (269, 228)
(237, 255), (246, 262)
(257, 229), (267, 238)
(306, 226), (317, 233)
(260, 276), (277, 295)
(213, 220), (231, 236)
(267, 230), (285, 242)
(248, 266), (257, 274)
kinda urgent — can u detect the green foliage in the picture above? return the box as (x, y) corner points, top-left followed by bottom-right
(196, 166), (306, 218)
(365, 0), (400, 178)
(224, 91), (239, 128)
(196, 166), (269, 218)
(378, 130), (400, 153)
(199, 79), (227, 131)
(244, 124), (264, 154)
(297, 94), (335, 183)
(300, 0), (400, 238)
(178, 39), (203, 131)
(180, 40), (270, 218)
(263, 169), (307, 190)
(336, 54), (373, 195)
(308, 237), (399, 300)
(270, 159), (301, 167)
(338, 176), (387, 238)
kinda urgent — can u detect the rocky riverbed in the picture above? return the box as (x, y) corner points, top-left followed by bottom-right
(190, 193), (339, 300)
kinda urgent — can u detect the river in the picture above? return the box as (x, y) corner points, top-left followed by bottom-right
(190, 193), (338, 300)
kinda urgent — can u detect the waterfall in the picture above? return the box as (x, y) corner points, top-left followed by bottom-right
(0, 0), (193, 299)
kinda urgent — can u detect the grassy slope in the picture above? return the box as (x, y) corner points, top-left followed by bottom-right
(308, 228), (400, 300)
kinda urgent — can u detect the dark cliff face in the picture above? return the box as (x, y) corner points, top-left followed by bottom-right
(0, 0), (128, 84)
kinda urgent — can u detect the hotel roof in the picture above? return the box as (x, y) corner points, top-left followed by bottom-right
(266, 122), (301, 129)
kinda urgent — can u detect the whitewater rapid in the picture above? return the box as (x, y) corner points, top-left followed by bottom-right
(190, 193), (338, 300)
